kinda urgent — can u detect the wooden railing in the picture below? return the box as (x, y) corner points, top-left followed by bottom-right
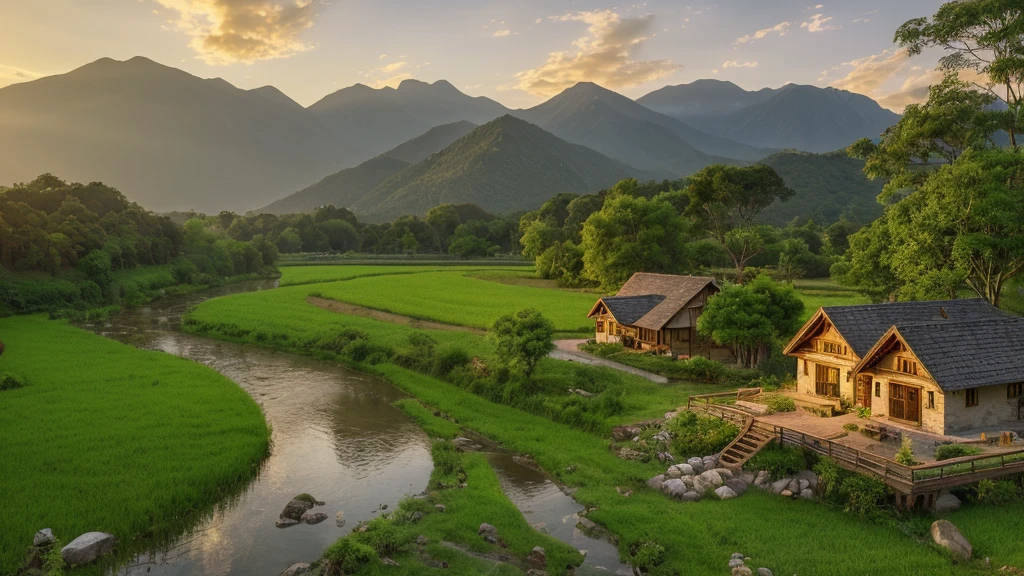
(684, 394), (1024, 494)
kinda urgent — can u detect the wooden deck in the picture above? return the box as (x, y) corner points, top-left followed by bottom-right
(685, 393), (1024, 503)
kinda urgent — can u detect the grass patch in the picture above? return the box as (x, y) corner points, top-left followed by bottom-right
(0, 316), (270, 575)
(278, 265), (516, 287)
(393, 399), (462, 440)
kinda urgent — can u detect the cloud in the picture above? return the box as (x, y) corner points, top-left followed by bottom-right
(513, 10), (678, 97)
(825, 48), (961, 112)
(801, 13), (838, 33)
(493, 29), (513, 37)
(155, 0), (319, 64)
(734, 21), (791, 44)
(0, 64), (43, 88)
(380, 61), (407, 73)
(722, 60), (758, 69)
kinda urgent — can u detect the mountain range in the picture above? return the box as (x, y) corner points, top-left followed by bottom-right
(0, 56), (901, 215)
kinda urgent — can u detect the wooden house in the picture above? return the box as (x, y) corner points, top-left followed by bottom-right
(784, 299), (1024, 435)
(587, 273), (726, 358)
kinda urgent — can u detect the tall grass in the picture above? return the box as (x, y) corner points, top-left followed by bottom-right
(0, 316), (270, 575)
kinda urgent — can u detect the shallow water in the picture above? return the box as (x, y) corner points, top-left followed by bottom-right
(91, 281), (629, 575)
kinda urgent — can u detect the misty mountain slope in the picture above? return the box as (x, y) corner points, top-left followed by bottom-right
(758, 149), (884, 225)
(0, 56), (353, 212)
(516, 82), (772, 170)
(309, 80), (509, 163)
(356, 115), (645, 221)
(640, 81), (900, 153)
(256, 121), (478, 214)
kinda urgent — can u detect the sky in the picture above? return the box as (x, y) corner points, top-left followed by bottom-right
(0, 0), (950, 111)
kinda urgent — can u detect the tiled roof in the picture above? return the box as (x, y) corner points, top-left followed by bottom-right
(822, 299), (1009, 357)
(600, 295), (666, 326)
(895, 318), (1024, 392)
(615, 273), (717, 330)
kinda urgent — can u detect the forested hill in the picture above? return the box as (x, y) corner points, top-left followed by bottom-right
(758, 150), (884, 226)
(355, 115), (648, 221)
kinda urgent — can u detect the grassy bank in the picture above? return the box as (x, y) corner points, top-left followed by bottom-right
(0, 316), (270, 574)
(278, 265), (525, 287)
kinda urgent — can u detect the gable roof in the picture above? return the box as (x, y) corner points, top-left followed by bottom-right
(614, 273), (718, 330)
(595, 295), (666, 326)
(854, 318), (1024, 392)
(820, 299), (1009, 358)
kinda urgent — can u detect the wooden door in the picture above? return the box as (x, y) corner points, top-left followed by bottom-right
(889, 383), (921, 424)
(856, 375), (872, 409)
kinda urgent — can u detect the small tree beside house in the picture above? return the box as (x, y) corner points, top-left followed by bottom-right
(488, 308), (555, 380)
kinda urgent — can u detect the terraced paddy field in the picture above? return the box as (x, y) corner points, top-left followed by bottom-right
(0, 316), (270, 575)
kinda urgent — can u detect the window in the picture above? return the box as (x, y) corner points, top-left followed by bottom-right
(875, 382), (881, 397)
(803, 359), (809, 376)
(815, 364), (841, 397)
(966, 388), (979, 408)
(927, 391), (935, 410)
(1009, 382), (1024, 399)
(819, 340), (846, 355)
(595, 320), (604, 332)
(895, 357), (918, 376)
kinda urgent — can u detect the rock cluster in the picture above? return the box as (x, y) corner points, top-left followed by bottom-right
(754, 469), (817, 499)
(728, 552), (773, 576)
(478, 523), (505, 546)
(646, 454), (753, 502)
(277, 494), (328, 528)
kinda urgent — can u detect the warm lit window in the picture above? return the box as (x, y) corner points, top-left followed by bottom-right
(815, 365), (841, 397)
(966, 388), (979, 408)
(1009, 383), (1024, 399)
(895, 357), (919, 376)
(927, 391), (935, 410)
(819, 340), (846, 355)
(595, 320), (604, 332)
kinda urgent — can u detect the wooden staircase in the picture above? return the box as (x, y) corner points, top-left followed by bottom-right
(719, 420), (775, 470)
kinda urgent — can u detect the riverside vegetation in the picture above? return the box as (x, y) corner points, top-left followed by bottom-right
(181, 265), (1021, 575)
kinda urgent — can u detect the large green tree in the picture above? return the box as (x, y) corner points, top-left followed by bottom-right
(896, 0), (1024, 148)
(580, 192), (693, 291)
(488, 308), (555, 380)
(685, 164), (794, 283)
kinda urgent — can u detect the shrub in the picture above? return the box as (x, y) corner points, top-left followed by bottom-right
(665, 411), (739, 458)
(431, 440), (461, 476)
(838, 474), (890, 519)
(975, 479), (1022, 505)
(813, 457), (842, 500)
(934, 444), (982, 461)
(748, 443), (807, 480)
(628, 540), (666, 573)
(761, 394), (796, 414)
(895, 437), (918, 466)
(323, 536), (377, 574)
(0, 372), (26, 391)
(43, 537), (65, 576)
(843, 423), (859, 432)
(432, 346), (471, 376)
(856, 406), (871, 419)
(342, 338), (394, 364)
(352, 515), (406, 556)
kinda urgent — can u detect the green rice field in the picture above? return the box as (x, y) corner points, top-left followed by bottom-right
(278, 265), (528, 287)
(0, 316), (270, 574)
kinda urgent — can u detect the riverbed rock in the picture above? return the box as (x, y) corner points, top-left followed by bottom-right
(662, 478), (688, 498)
(300, 510), (328, 525)
(715, 486), (738, 499)
(280, 499), (313, 521)
(33, 529), (54, 548)
(453, 437), (483, 452)
(280, 563), (310, 576)
(275, 518), (299, 528)
(61, 532), (116, 566)
(526, 546), (547, 569)
(335, 511), (346, 527)
(931, 520), (972, 560)
(577, 517), (598, 532)
(935, 493), (962, 513)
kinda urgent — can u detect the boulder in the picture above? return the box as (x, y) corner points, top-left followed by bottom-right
(800, 489), (814, 500)
(673, 463), (695, 476)
(280, 499), (313, 521)
(526, 546), (547, 569)
(434, 504), (446, 512)
(703, 455), (719, 469)
(275, 518), (299, 528)
(681, 491), (702, 502)
(300, 510), (328, 525)
(33, 528), (54, 548)
(666, 467), (682, 479)
(662, 479), (688, 498)
(732, 566), (754, 576)
(725, 478), (749, 496)
(770, 478), (791, 495)
(281, 563), (310, 576)
(934, 493), (962, 513)
(618, 448), (644, 461)
(787, 479), (801, 494)
(692, 476), (707, 494)
(646, 475), (666, 491)
(795, 470), (818, 489)
(931, 520), (972, 561)
(713, 468), (734, 480)
(612, 425), (641, 441)
(335, 511), (346, 527)
(798, 479), (810, 492)
(729, 558), (746, 568)
(687, 457), (705, 474)
(715, 486), (738, 499)
(61, 532), (116, 566)
(758, 569), (774, 576)
(699, 470), (724, 487)
(754, 471), (770, 487)
(479, 523), (498, 536)
(780, 490), (793, 498)
(453, 437), (483, 451)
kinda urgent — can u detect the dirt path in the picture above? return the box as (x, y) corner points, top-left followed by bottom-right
(307, 297), (485, 334)
(551, 340), (669, 384)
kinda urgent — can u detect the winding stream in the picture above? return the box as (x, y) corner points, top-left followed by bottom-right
(89, 280), (630, 575)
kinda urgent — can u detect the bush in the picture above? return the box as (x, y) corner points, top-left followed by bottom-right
(934, 444), (982, 461)
(813, 457), (842, 499)
(0, 372), (26, 391)
(322, 537), (377, 575)
(432, 346), (471, 376)
(838, 474), (890, 519)
(341, 338), (394, 365)
(843, 423), (859, 432)
(352, 515), (406, 556)
(665, 411), (739, 458)
(747, 442), (807, 479)
(895, 437), (918, 466)
(431, 440), (461, 476)
(628, 540), (666, 573)
(974, 479), (1022, 505)
(761, 394), (796, 414)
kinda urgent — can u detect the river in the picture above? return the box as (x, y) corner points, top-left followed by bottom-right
(88, 280), (631, 575)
